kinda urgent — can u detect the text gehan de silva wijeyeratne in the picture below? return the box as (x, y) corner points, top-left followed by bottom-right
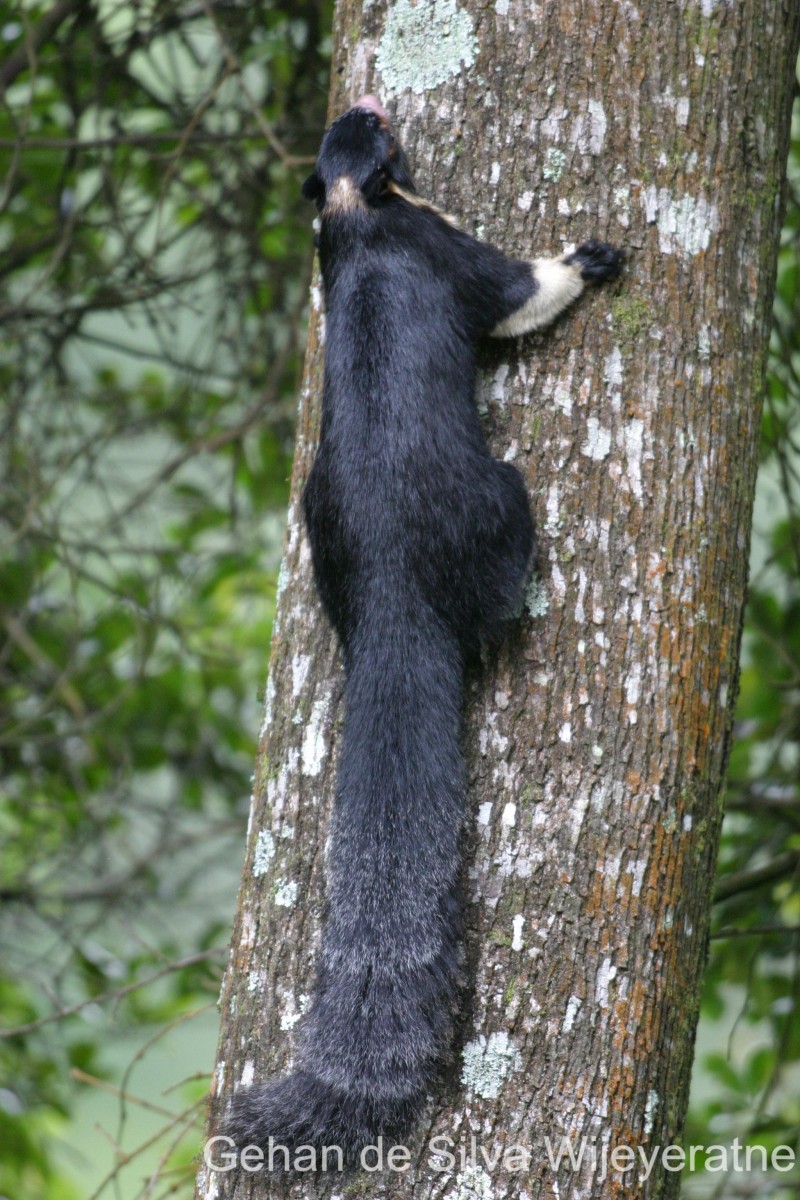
(204, 1132), (798, 1182)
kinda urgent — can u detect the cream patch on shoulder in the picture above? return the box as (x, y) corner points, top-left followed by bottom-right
(324, 175), (366, 214)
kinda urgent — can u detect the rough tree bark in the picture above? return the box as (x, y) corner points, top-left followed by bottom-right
(196, 2), (800, 1198)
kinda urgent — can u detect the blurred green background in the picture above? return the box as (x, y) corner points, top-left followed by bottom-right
(0, 4), (798, 1197)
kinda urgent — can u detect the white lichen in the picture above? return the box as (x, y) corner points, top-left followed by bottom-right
(613, 184), (631, 227)
(247, 970), (264, 994)
(644, 1089), (659, 1135)
(376, 0), (478, 94)
(543, 146), (567, 182)
(644, 186), (719, 256)
(595, 957), (617, 1007)
(525, 575), (549, 618)
(550, 561), (566, 602)
(447, 1165), (494, 1200)
(563, 995), (582, 1032)
(575, 567), (587, 623)
(604, 345), (623, 391)
(275, 878), (298, 907)
(253, 829), (275, 877)
(280, 997), (304, 1030)
(477, 801), (493, 826)
(697, 324), (712, 360)
(479, 711), (511, 757)
(631, 857), (648, 897)
(553, 376), (573, 415)
(625, 661), (642, 706)
(260, 674), (276, 737)
(622, 419), (644, 501)
(240, 910), (256, 953)
(199, 1166), (219, 1200)
(581, 417), (612, 460)
(267, 749), (298, 814)
(301, 693), (330, 776)
(275, 557), (290, 605)
(545, 482), (561, 535)
(492, 363), (509, 403)
(291, 652), (311, 697)
(461, 1031), (521, 1099)
(587, 99), (607, 153)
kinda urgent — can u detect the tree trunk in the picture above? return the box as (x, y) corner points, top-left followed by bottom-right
(196, 3), (800, 1198)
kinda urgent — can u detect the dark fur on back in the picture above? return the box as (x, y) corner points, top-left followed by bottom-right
(225, 101), (621, 1166)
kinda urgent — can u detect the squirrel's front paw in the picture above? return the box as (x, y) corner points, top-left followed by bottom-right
(566, 239), (625, 282)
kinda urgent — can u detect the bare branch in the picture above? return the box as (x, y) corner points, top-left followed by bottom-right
(714, 851), (800, 903)
(0, 947), (226, 1039)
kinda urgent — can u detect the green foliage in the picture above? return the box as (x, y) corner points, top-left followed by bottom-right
(683, 83), (800, 1200)
(0, 1), (329, 1195)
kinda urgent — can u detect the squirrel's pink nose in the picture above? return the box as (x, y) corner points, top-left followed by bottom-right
(353, 93), (389, 121)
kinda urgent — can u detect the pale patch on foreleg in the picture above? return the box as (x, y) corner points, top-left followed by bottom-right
(490, 239), (623, 338)
(490, 257), (584, 337)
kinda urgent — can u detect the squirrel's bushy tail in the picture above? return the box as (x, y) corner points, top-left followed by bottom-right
(226, 601), (465, 1162)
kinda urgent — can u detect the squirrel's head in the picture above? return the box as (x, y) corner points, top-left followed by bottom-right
(302, 95), (415, 212)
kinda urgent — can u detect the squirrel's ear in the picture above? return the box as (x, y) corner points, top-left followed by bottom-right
(302, 172), (323, 202)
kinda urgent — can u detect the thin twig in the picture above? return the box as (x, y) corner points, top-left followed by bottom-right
(0, 947), (226, 1038)
(71, 1068), (177, 1120)
(710, 924), (800, 939)
(0, 130), (313, 154)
